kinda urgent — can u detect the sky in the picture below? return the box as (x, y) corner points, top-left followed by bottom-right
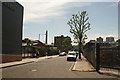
(16, 0), (118, 44)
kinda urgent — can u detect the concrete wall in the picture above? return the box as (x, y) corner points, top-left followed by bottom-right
(2, 2), (23, 55)
(1, 2), (23, 63)
(0, 2), (2, 63)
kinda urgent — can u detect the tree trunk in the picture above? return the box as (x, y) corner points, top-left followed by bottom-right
(78, 35), (83, 59)
(78, 42), (81, 59)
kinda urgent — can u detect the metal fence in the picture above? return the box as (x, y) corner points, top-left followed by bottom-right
(83, 42), (120, 72)
(22, 46), (37, 58)
(100, 46), (120, 70)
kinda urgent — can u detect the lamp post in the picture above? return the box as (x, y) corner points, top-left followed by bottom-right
(38, 30), (48, 44)
(39, 34), (40, 41)
(45, 30), (48, 44)
(38, 33), (45, 42)
(39, 30), (48, 58)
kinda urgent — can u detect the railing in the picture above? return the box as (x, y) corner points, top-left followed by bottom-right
(22, 46), (37, 58)
(22, 46), (59, 58)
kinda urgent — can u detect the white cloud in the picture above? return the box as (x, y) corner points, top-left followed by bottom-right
(62, 2), (91, 9)
(20, 2), (68, 23)
(17, 0), (119, 2)
(16, 1), (92, 24)
(87, 34), (118, 42)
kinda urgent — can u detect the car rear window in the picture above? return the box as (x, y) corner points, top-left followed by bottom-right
(68, 53), (76, 55)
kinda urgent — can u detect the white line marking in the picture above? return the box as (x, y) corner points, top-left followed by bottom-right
(31, 69), (37, 72)
(69, 62), (75, 71)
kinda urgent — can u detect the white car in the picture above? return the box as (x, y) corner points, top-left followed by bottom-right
(59, 52), (66, 56)
(67, 51), (77, 61)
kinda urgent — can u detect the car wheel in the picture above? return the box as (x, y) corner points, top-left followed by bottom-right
(74, 59), (76, 61)
(67, 58), (69, 61)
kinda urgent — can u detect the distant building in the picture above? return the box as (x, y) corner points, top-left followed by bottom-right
(106, 37), (115, 43)
(54, 35), (71, 50)
(22, 39), (46, 58)
(89, 40), (96, 43)
(88, 37), (117, 47)
(88, 39), (110, 47)
(96, 37), (103, 43)
(0, 2), (24, 63)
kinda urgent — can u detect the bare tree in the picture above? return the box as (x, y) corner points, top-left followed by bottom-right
(67, 11), (91, 59)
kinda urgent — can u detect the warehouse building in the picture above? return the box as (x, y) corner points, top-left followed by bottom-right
(0, 2), (24, 63)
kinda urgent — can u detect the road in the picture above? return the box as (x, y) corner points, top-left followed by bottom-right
(2, 56), (117, 79)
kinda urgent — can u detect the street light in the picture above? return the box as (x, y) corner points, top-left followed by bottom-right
(38, 33), (45, 42)
(38, 30), (48, 44)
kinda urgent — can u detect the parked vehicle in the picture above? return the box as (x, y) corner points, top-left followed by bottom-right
(59, 52), (66, 56)
(67, 51), (77, 61)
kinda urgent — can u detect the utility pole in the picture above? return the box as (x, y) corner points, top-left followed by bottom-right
(39, 34), (40, 41)
(45, 30), (48, 44)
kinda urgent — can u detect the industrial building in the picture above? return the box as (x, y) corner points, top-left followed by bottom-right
(54, 35), (71, 50)
(0, 2), (24, 63)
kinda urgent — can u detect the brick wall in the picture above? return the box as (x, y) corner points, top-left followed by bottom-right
(0, 54), (22, 63)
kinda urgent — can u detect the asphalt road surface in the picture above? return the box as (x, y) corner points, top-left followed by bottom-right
(2, 56), (117, 79)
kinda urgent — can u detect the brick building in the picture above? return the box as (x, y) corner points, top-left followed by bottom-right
(54, 35), (71, 51)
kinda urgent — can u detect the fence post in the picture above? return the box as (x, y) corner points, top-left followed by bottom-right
(96, 43), (100, 73)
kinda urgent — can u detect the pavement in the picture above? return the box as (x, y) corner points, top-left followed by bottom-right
(72, 54), (95, 72)
(0, 55), (59, 68)
(72, 54), (120, 77)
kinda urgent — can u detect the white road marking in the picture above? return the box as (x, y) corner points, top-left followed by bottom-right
(31, 69), (37, 72)
(69, 62), (75, 71)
